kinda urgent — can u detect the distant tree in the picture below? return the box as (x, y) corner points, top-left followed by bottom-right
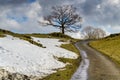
(82, 26), (95, 39)
(82, 26), (106, 39)
(39, 5), (82, 34)
(93, 28), (106, 39)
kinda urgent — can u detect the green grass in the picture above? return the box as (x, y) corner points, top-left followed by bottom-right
(0, 29), (44, 48)
(89, 34), (120, 66)
(41, 43), (80, 80)
(26, 33), (49, 38)
(61, 43), (80, 54)
(27, 32), (73, 39)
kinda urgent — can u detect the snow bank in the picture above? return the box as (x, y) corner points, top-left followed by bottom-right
(32, 37), (78, 59)
(0, 35), (78, 77)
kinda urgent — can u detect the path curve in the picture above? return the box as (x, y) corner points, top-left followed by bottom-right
(71, 43), (89, 80)
(71, 40), (120, 80)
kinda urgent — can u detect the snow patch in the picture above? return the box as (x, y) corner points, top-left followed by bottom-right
(0, 35), (78, 77)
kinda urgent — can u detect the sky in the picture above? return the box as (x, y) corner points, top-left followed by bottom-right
(0, 0), (120, 34)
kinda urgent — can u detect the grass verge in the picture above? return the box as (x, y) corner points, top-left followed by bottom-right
(89, 35), (120, 66)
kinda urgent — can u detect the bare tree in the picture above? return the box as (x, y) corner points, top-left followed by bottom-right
(93, 28), (106, 39)
(82, 26), (95, 39)
(82, 26), (106, 39)
(40, 5), (82, 34)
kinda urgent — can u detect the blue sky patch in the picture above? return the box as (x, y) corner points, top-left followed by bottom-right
(27, 0), (36, 3)
(7, 16), (28, 23)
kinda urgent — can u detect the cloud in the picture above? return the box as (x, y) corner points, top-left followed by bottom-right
(0, 0), (120, 34)
(80, 0), (120, 26)
(0, 1), (41, 33)
(0, 0), (36, 6)
(38, 0), (120, 32)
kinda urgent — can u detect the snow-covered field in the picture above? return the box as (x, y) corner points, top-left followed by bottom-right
(0, 35), (78, 78)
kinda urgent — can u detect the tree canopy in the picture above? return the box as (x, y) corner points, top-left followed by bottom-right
(41, 5), (82, 34)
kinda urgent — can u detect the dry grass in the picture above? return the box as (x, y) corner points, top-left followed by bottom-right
(89, 35), (120, 65)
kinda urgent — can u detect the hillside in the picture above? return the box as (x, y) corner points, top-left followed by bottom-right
(0, 29), (80, 80)
(89, 33), (120, 66)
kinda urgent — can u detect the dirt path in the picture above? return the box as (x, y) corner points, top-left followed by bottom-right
(72, 40), (120, 80)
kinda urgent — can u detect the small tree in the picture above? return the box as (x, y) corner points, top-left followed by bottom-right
(40, 5), (82, 34)
(93, 28), (106, 39)
(82, 26), (106, 39)
(82, 26), (95, 39)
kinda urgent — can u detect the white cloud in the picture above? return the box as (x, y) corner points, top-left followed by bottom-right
(0, 8), (21, 30)
(6, 19), (21, 29)
(111, 26), (120, 33)
(26, 1), (41, 19)
(0, 19), (21, 30)
(108, 0), (120, 5)
(0, 0), (120, 34)
(96, 5), (101, 9)
(0, 1), (46, 33)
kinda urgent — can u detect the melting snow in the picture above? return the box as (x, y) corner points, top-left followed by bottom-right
(71, 44), (89, 80)
(0, 35), (78, 77)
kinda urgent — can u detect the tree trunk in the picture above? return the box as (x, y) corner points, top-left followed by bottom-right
(62, 28), (65, 34)
(61, 25), (65, 34)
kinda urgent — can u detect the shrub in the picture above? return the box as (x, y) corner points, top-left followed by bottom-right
(49, 32), (72, 38)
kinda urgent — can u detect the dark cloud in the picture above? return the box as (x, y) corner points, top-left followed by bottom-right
(80, 0), (102, 15)
(38, 0), (70, 16)
(99, 4), (120, 26)
(38, 0), (120, 28)
(77, 0), (120, 27)
(0, 0), (28, 6)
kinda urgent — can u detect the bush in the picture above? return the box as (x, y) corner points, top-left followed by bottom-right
(23, 35), (31, 39)
(0, 29), (14, 35)
(49, 32), (72, 39)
